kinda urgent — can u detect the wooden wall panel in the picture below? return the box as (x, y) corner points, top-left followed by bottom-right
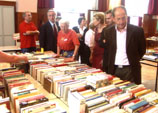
(37, 8), (49, 29)
(0, 1), (16, 6)
(143, 14), (158, 38)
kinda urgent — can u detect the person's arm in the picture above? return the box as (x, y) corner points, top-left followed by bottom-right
(25, 23), (39, 35)
(99, 28), (106, 48)
(72, 45), (79, 60)
(138, 28), (146, 59)
(39, 25), (46, 49)
(25, 30), (40, 35)
(0, 51), (28, 63)
(89, 47), (94, 64)
(56, 46), (61, 56)
(71, 30), (80, 60)
(76, 33), (82, 38)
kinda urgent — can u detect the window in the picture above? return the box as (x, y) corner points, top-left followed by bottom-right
(55, 0), (97, 28)
(125, 0), (149, 17)
(125, 0), (149, 26)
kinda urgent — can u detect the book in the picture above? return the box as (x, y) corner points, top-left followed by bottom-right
(68, 91), (86, 113)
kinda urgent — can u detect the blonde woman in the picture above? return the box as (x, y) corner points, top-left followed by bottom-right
(91, 12), (106, 69)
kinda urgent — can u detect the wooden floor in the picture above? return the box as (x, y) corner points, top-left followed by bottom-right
(141, 60), (157, 91)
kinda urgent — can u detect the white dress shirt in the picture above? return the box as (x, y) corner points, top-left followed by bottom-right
(49, 20), (58, 32)
(85, 29), (95, 47)
(115, 25), (130, 65)
(78, 26), (86, 35)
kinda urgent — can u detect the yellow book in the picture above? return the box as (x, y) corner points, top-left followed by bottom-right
(112, 80), (123, 84)
(96, 85), (116, 94)
(135, 89), (152, 97)
(115, 81), (131, 87)
(14, 91), (40, 107)
(81, 91), (97, 98)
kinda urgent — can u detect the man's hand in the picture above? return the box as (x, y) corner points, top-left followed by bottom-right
(25, 30), (40, 35)
(18, 56), (28, 63)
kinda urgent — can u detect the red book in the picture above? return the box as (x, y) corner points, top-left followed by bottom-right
(107, 75), (114, 81)
(0, 97), (10, 110)
(9, 82), (31, 88)
(122, 98), (141, 109)
(52, 64), (67, 67)
(130, 87), (146, 96)
(106, 89), (123, 97)
(19, 94), (45, 103)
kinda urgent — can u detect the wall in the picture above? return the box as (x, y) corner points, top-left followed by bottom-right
(0, 0), (38, 32)
(16, 0), (37, 13)
(0, 0), (37, 12)
(0, 0), (16, 1)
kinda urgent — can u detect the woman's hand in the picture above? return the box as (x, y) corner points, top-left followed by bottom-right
(64, 57), (75, 62)
(53, 54), (60, 58)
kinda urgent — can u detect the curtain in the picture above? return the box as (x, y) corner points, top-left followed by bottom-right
(121, 0), (125, 6)
(148, 0), (158, 15)
(138, 17), (142, 27)
(38, 0), (54, 8)
(127, 16), (130, 24)
(98, 0), (109, 11)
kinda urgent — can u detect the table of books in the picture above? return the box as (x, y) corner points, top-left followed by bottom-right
(0, 51), (158, 113)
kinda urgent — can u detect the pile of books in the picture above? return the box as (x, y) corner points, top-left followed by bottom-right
(25, 54), (114, 109)
(68, 78), (158, 113)
(0, 67), (67, 113)
(0, 97), (11, 113)
(11, 52), (158, 113)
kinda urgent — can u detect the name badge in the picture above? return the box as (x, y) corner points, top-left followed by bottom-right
(64, 38), (68, 41)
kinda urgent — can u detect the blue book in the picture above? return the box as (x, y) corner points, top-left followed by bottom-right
(129, 100), (149, 112)
(86, 95), (102, 102)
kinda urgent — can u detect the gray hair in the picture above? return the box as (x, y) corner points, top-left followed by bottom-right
(22, 11), (31, 18)
(47, 8), (56, 15)
(112, 6), (127, 17)
(59, 19), (70, 26)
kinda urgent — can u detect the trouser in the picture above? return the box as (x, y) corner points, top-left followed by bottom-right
(83, 44), (91, 66)
(114, 65), (134, 83)
(60, 50), (74, 58)
(21, 47), (36, 53)
(77, 40), (85, 63)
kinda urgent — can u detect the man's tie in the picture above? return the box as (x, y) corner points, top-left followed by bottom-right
(53, 24), (57, 38)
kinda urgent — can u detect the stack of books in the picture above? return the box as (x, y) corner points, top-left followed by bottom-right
(13, 52), (158, 113)
(0, 67), (67, 113)
(0, 97), (11, 113)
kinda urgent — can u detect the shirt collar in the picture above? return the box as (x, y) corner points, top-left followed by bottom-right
(115, 24), (127, 32)
(49, 20), (55, 26)
(78, 25), (86, 31)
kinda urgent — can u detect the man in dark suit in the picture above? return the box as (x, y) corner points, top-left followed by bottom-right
(103, 6), (146, 84)
(39, 9), (60, 53)
(99, 10), (114, 72)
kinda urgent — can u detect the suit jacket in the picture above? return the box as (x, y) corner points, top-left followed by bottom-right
(39, 21), (60, 53)
(103, 24), (146, 84)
